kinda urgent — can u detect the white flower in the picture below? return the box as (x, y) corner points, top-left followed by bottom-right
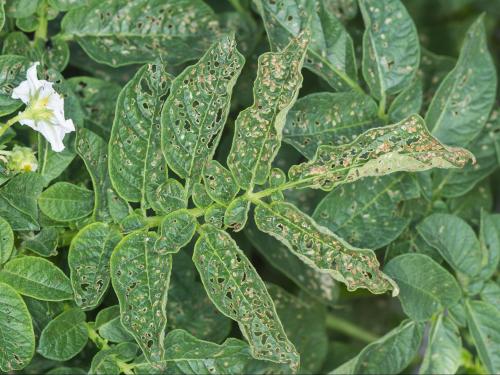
(11, 62), (75, 152)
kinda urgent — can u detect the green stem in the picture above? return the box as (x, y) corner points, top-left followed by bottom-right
(117, 360), (136, 375)
(34, 0), (49, 41)
(325, 314), (379, 343)
(377, 94), (388, 122)
(86, 323), (110, 350)
(0, 115), (22, 138)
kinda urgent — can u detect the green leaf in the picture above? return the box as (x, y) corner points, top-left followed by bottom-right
(147, 178), (186, 216)
(227, 32), (308, 190)
(224, 197), (251, 232)
(0, 216), (14, 264)
(161, 35), (244, 193)
(39, 182), (94, 222)
(37, 137), (77, 186)
(288, 114), (474, 191)
(481, 281), (500, 308)
(68, 77), (121, 141)
(23, 297), (64, 335)
(0, 256), (73, 301)
(359, 0), (420, 99)
(0, 54), (30, 116)
(47, 367), (86, 375)
(313, 174), (419, 249)
(388, 78), (423, 123)
(331, 320), (424, 374)
(433, 117), (500, 198)
(193, 225), (299, 371)
(48, 0), (85, 11)
(0, 0), (4, 30)
(0, 282), (35, 372)
(283, 92), (380, 159)
(76, 128), (113, 222)
(254, 201), (398, 295)
(419, 314), (461, 375)
(159, 210), (197, 251)
(21, 227), (59, 257)
(202, 160), (239, 205)
(255, 0), (359, 92)
(61, 0), (220, 67)
(135, 329), (254, 374)
(110, 231), (172, 363)
(38, 308), (88, 361)
(69, 222), (122, 310)
(0, 172), (44, 230)
(268, 284), (328, 374)
(426, 16), (497, 147)
(95, 305), (134, 343)
(465, 299), (500, 374)
(477, 212), (500, 281)
(109, 63), (171, 207)
(384, 254), (461, 321)
(167, 251), (232, 343)
(204, 203), (225, 229)
(192, 182), (213, 209)
(90, 342), (138, 375)
(417, 213), (483, 277)
(245, 221), (339, 306)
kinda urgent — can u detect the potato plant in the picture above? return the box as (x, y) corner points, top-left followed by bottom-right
(0, 0), (499, 374)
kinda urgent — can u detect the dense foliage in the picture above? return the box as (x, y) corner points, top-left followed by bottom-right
(0, 0), (499, 374)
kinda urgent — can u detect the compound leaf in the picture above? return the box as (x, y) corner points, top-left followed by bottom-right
(161, 35), (244, 193)
(465, 300), (500, 374)
(283, 92), (380, 159)
(0, 256), (73, 301)
(359, 0), (420, 99)
(193, 224), (299, 371)
(38, 308), (88, 361)
(254, 201), (398, 295)
(109, 63), (171, 207)
(255, 0), (358, 92)
(69, 222), (122, 310)
(384, 254), (461, 321)
(110, 231), (172, 363)
(426, 16), (497, 147)
(417, 213), (483, 278)
(0, 216), (14, 264)
(38, 182), (94, 222)
(313, 174), (419, 249)
(0, 282), (34, 372)
(227, 32), (308, 190)
(419, 314), (462, 375)
(288, 114), (474, 191)
(61, 0), (220, 67)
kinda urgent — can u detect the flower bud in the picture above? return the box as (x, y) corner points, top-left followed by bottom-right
(7, 146), (38, 172)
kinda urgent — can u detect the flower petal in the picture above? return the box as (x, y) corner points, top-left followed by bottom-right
(37, 121), (66, 152)
(11, 81), (31, 104)
(26, 62), (42, 92)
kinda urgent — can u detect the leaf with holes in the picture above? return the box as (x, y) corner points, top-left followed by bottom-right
(0, 216), (13, 264)
(384, 254), (461, 321)
(313, 174), (419, 249)
(161, 35), (244, 193)
(159, 210), (197, 251)
(193, 224), (299, 371)
(38, 182), (94, 222)
(110, 231), (172, 364)
(202, 160), (239, 205)
(283, 92), (380, 159)
(359, 0), (420, 99)
(288, 115), (474, 191)
(147, 178), (186, 216)
(0, 54), (30, 116)
(227, 32), (308, 190)
(61, 0), (220, 67)
(76, 128), (113, 222)
(38, 308), (88, 361)
(255, 201), (398, 295)
(426, 16), (497, 147)
(255, 0), (359, 92)
(69, 222), (122, 310)
(0, 282), (34, 372)
(109, 63), (171, 207)
(0, 173), (44, 231)
(0, 256), (73, 301)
